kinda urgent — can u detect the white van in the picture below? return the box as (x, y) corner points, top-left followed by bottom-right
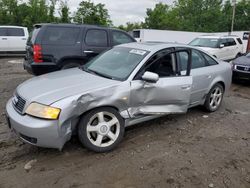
(0, 26), (29, 55)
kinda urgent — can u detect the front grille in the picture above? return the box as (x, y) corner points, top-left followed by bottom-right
(13, 94), (26, 113)
(236, 65), (250, 72)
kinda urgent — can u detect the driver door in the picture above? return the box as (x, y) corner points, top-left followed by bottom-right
(129, 49), (192, 117)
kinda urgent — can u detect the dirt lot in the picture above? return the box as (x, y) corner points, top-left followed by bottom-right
(0, 57), (250, 188)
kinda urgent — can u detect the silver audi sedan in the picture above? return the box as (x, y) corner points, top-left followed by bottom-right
(6, 42), (232, 152)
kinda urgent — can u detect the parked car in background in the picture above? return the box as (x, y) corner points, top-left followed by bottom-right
(6, 42), (232, 152)
(232, 52), (250, 81)
(0, 26), (29, 55)
(24, 23), (136, 75)
(189, 35), (244, 61)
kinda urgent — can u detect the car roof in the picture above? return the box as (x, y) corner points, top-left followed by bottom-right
(197, 35), (239, 39)
(118, 42), (191, 52)
(34, 23), (122, 31)
(33, 23), (131, 34)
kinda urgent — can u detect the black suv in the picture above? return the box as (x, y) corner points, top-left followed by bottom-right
(24, 23), (136, 75)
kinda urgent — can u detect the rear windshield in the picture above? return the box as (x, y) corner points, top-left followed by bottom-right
(42, 26), (80, 45)
(0, 28), (24, 37)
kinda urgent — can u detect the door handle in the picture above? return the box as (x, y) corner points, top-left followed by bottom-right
(181, 85), (191, 90)
(207, 75), (212, 79)
(1, 38), (7, 40)
(84, 50), (94, 53)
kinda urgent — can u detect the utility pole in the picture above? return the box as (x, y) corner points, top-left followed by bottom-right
(230, 0), (236, 35)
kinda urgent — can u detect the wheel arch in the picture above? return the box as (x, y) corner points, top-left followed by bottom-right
(75, 105), (126, 133)
(58, 57), (86, 68)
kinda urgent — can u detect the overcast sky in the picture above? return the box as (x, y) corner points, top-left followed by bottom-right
(68, 0), (174, 26)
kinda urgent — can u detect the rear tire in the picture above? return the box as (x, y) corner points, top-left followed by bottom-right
(78, 107), (125, 153)
(204, 83), (224, 112)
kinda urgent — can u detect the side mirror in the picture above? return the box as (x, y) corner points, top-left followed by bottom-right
(219, 44), (224, 48)
(142, 71), (159, 83)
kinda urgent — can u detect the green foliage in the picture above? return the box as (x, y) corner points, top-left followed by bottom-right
(73, 0), (112, 26)
(59, 0), (70, 23)
(0, 0), (249, 32)
(142, 0), (250, 32)
(0, 0), (68, 30)
(118, 22), (145, 32)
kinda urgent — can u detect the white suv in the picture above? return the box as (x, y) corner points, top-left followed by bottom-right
(0, 26), (29, 55)
(189, 35), (244, 61)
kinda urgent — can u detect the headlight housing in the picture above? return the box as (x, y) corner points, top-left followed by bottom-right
(25, 103), (61, 120)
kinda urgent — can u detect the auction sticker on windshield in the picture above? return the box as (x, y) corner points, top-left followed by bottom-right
(129, 49), (147, 56)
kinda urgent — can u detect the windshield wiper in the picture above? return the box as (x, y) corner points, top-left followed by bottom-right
(83, 67), (114, 80)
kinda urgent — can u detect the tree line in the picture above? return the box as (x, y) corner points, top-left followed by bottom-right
(119, 0), (250, 32)
(0, 0), (249, 32)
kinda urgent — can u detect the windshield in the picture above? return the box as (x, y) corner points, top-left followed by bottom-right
(189, 38), (219, 48)
(84, 47), (149, 81)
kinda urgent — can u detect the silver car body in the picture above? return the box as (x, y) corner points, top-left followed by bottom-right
(6, 43), (232, 150)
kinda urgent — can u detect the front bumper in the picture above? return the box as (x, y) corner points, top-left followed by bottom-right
(6, 99), (71, 150)
(233, 70), (250, 80)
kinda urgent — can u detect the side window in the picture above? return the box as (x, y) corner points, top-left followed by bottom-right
(237, 38), (243, 44)
(42, 26), (80, 45)
(7, 28), (24, 36)
(0, 28), (7, 36)
(85, 29), (108, 47)
(191, 50), (206, 69)
(145, 53), (177, 77)
(203, 53), (218, 66)
(221, 39), (228, 47)
(227, 38), (236, 46)
(112, 31), (134, 45)
(178, 51), (189, 71)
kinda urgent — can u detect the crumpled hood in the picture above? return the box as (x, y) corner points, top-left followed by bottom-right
(17, 68), (119, 105)
(233, 55), (250, 66)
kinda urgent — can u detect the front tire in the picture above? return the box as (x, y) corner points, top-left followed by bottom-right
(78, 107), (125, 153)
(204, 83), (224, 112)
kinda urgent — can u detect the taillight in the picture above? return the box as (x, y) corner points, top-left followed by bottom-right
(33, 44), (43, 63)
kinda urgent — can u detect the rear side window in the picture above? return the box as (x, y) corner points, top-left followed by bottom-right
(8, 28), (24, 36)
(0, 28), (7, 36)
(191, 50), (206, 69)
(227, 38), (236, 46)
(203, 53), (218, 66)
(178, 51), (189, 71)
(42, 26), (80, 45)
(112, 31), (134, 45)
(85, 29), (108, 47)
(29, 28), (41, 44)
(236, 38), (243, 44)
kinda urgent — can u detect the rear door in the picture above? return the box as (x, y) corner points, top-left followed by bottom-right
(129, 49), (192, 117)
(83, 28), (110, 60)
(7, 28), (27, 52)
(0, 28), (9, 52)
(218, 39), (229, 60)
(183, 49), (211, 106)
(227, 38), (238, 59)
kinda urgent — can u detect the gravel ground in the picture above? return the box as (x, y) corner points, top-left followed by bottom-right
(0, 57), (250, 188)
